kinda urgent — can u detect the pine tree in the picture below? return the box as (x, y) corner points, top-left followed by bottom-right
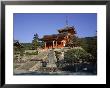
(32, 33), (39, 50)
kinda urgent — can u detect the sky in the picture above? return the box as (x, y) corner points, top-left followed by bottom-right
(14, 13), (97, 43)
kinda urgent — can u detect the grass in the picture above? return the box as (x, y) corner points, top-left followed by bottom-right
(25, 51), (38, 55)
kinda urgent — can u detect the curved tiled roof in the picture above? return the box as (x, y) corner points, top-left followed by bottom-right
(41, 33), (67, 41)
(40, 26), (76, 41)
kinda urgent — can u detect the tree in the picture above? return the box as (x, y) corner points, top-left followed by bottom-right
(38, 41), (45, 48)
(32, 33), (39, 50)
(14, 40), (24, 56)
(21, 43), (32, 50)
(66, 35), (81, 47)
(71, 35), (81, 47)
(80, 36), (97, 59)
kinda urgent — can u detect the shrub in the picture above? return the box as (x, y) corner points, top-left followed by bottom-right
(64, 48), (93, 64)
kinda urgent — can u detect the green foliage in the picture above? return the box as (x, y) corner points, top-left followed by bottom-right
(54, 51), (62, 59)
(64, 48), (93, 63)
(14, 41), (25, 56)
(38, 41), (45, 48)
(32, 33), (39, 50)
(80, 36), (97, 58)
(19, 48), (25, 56)
(66, 35), (81, 47)
(71, 35), (81, 47)
(25, 51), (38, 55)
(21, 43), (32, 50)
(67, 35), (97, 58)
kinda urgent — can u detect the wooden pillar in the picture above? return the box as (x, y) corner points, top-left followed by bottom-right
(45, 42), (46, 49)
(63, 41), (65, 47)
(53, 41), (54, 48)
(62, 41), (65, 47)
(56, 41), (57, 48)
(62, 41), (63, 47)
(61, 41), (63, 47)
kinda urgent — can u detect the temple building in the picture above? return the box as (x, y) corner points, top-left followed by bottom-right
(41, 26), (76, 49)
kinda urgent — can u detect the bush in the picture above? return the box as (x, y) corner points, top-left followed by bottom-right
(64, 48), (93, 64)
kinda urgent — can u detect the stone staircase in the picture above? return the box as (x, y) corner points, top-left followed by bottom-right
(36, 51), (48, 60)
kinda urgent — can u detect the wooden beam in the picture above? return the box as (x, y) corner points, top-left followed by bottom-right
(45, 42), (46, 49)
